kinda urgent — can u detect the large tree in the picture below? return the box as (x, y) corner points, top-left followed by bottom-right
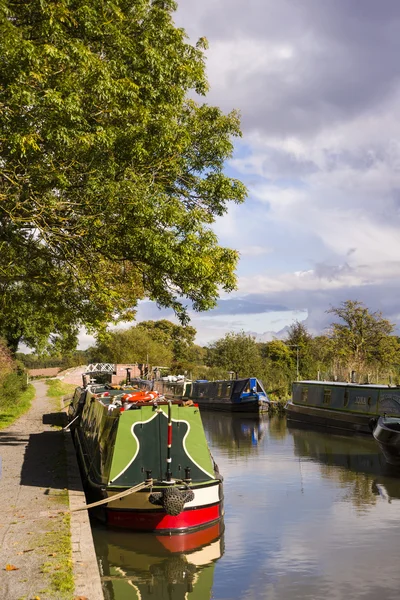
(0, 0), (246, 351)
(89, 325), (173, 366)
(206, 332), (263, 378)
(137, 319), (196, 362)
(285, 321), (314, 379)
(327, 300), (400, 377)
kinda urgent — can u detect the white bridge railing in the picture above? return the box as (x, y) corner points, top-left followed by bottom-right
(85, 363), (116, 374)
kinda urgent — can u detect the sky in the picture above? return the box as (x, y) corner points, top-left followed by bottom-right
(87, 1), (400, 347)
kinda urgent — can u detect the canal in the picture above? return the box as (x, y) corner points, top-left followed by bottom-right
(92, 413), (400, 599)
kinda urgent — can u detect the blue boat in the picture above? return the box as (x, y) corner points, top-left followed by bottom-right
(150, 377), (270, 413)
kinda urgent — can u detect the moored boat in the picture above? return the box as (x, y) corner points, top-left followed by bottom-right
(286, 380), (400, 434)
(372, 416), (400, 466)
(68, 383), (223, 533)
(148, 376), (270, 413)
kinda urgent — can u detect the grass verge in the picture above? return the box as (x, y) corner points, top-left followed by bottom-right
(0, 384), (35, 430)
(38, 491), (74, 598)
(45, 379), (76, 399)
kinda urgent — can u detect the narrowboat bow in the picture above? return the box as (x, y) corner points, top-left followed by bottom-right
(372, 416), (400, 466)
(68, 384), (223, 532)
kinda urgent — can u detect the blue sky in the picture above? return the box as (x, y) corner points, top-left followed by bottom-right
(77, 1), (400, 347)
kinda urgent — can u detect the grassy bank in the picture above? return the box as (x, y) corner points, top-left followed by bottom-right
(45, 379), (76, 399)
(0, 383), (35, 430)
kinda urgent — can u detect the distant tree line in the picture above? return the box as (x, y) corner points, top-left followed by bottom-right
(16, 300), (400, 400)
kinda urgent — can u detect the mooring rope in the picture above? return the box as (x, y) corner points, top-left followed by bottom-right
(70, 481), (150, 512)
(63, 414), (79, 430)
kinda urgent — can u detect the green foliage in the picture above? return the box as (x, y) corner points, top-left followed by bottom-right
(0, 0), (247, 352)
(284, 320), (315, 378)
(88, 318), (205, 374)
(0, 338), (30, 418)
(137, 319), (197, 369)
(327, 300), (400, 378)
(206, 331), (263, 378)
(258, 340), (293, 398)
(309, 335), (335, 378)
(260, 339), (291, 363)
(90, 324), (174, 366)
(0, 382), (35, 430)
(0, 338), (13, 379)
(16, 349), (89, 370)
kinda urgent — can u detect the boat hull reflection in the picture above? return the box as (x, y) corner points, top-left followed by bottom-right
(288, 421), (400, 503)
(200, 411), (269, 454)
(93, 520), (224, 600)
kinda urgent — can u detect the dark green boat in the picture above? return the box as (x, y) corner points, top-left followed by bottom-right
(68, 384), (223, 532)
(286, 380), (400, 434)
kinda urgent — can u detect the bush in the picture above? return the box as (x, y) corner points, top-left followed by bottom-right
(0, 371), (28, 408)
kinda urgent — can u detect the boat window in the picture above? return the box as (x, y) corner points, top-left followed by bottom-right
(344, 389), (349, 407)
(323, 389), (331, 405)
(217, 383), (223, 397)
(244, 384), (250, 393)
(256, 381), (265, 393)
(301, 388), (308, 402)
(232, 380), (248, 399)
(226, 384), (231, 396)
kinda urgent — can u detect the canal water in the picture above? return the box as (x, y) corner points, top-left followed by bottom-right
(92, 413), (400, 600)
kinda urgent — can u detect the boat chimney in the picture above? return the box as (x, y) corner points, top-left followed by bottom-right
(166, 400), (173, 482)
(351, 371), (356, 383)
(125, 367), (131, 384)
(82, 374), (89, 387)
(184, 467), (192, 484)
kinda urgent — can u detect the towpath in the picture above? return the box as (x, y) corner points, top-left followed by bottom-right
(0, 380), (102, 600)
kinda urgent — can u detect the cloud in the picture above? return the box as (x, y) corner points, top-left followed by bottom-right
(177, 0), (400, 137)
(78, 2), (400, 348)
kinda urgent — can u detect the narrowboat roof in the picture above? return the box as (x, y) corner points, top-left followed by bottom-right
(195, 377), (259, 383)
(295, 380), (398, 389)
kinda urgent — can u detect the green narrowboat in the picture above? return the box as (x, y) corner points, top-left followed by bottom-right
(286, 380), (400, 434)
(68, 384), (223, 532)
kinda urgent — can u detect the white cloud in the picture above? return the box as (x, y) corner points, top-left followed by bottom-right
(80, 1), (400, 347)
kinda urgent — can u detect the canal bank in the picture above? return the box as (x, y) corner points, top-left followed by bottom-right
(0, 380), (103, 599)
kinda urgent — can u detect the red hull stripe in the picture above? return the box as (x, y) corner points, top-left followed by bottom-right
(156, 522), (223, 553)
(107, 503), (222, 532)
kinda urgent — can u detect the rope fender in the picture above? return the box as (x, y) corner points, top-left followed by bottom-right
(149, 486), (195, 516)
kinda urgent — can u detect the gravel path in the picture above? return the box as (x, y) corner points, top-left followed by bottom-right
(0, 381), (71, 600)
(58, 366), (87, 387)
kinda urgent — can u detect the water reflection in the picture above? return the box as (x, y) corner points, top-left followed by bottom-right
(200, 411), (269, 455)
(288, 422), (400, 507)
(92, 415), (400, 600)
(93, 522), (224, 600)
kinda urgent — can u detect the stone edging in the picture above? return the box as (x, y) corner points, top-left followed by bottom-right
(64, 429), (104, 599)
